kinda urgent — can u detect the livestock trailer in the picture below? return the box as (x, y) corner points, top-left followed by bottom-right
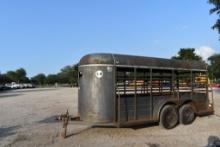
(78, 53), (214, 129)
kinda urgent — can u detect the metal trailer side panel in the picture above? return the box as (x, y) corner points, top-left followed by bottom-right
(78, 65), (115, 123)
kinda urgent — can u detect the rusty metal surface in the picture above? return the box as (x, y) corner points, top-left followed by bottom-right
(79, 53), (206, 70)
(60, 110), (69, 139)
(80, 53), (114, 65)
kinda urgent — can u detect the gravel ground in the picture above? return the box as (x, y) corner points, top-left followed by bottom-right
(0, 87), (220, 147)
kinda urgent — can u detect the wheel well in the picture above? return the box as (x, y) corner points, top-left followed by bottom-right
(157, 101), (198, 121)
(158, 102), (177, 120)
(180, 100), (197, 113)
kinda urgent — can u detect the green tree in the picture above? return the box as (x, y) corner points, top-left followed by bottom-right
(208, 54), (220, 81)
(209, 0), (220, 38)
(31, 73), (46, 85)
(171, 48), (202, 61)
(16, 68), (29, 83)
(0, 74), (12, 84)
(6, 68), (29, 83)
(6, 71), (17, 82)
(58, 64), (78, 86)
(47, 74), (59, 85)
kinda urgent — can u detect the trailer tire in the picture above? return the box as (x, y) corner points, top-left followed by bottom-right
(159, 105), (178, 129)
(179, 104), (195, 125)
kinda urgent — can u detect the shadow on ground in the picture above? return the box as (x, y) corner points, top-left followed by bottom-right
(131, 122), (159, 130)
(14, 88), (58, 93)
(37, 115), (59, 124)
(0, 93), (23, 99)
(0, 125), (21, 139)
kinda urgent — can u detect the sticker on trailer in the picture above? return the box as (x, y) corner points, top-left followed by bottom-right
(107, 66), (113, 72)
(95, 70), (103, 78)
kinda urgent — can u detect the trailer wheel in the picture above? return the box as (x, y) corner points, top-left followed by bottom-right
(159, 105), (178, 129)
(179, 104), (195, 125)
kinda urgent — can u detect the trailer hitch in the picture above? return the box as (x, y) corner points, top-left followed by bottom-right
(60, 109), (69, 138)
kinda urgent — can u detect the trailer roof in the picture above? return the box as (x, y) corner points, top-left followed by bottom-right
(79, 53), (207, 70)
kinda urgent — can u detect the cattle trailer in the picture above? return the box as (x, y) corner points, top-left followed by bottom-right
(78, 53), (214, 129)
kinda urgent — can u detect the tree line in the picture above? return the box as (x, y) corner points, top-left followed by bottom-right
(0, 64), (79, 86)
(0, 68), (29, 84)
(31, 64), (78, 86)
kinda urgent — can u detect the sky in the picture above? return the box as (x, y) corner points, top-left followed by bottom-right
(0, 0), (219, 77)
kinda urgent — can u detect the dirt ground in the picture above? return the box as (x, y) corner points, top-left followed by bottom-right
(0, 87), (220, 147)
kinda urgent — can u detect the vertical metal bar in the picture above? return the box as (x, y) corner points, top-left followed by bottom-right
(117, 89), (121, 127)
(111, 54), (117, 124)
(124, 71), (126, 95)
(172, 70), (174, 95)
(125, 96), (128, 121)
(150, 68), (153, 120)
(177, 71), (179, 89)
(147, 71), (148, 94)
(176, 71), (180, 102)
(173, 70), (180, 104)
(113, 66), (117, 123)
(206, 71), (209, 101)
(171, 70), (173, 95)
(190, 70), (193, 99)
(145, 71), (147, 94)
(159, 72), (161, 94)
(134, 68), (137, 120)
(144, 71), (146, 94)
(161, 72), (163, 94)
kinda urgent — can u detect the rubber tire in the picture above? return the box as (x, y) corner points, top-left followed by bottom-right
(179, 104), (195, 125)
(159, 105), (178, 129)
